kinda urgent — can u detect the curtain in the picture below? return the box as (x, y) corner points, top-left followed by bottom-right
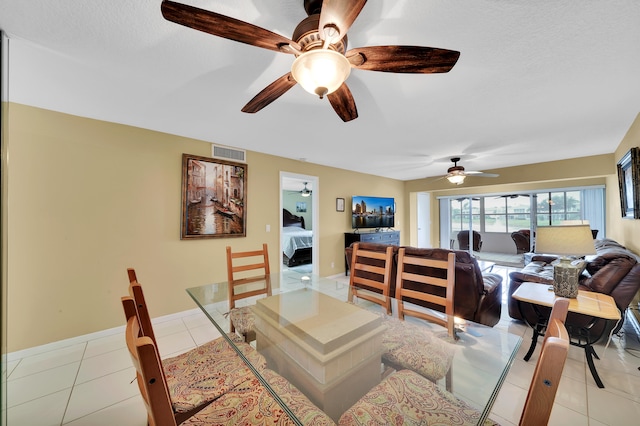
(582, 188), (605, 238)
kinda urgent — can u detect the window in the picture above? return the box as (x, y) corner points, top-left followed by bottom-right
(450, 198), (480, 232)
(439, 186), (604, 250)
(447, 190), (588, 236)
(535, 191), (581, 226)
(483, 195), (531, 233)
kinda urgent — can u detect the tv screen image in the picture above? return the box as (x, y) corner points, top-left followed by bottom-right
(352, 196), (395, 229)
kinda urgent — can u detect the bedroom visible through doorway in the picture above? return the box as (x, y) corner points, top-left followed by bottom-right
(280, 172), (319, 275)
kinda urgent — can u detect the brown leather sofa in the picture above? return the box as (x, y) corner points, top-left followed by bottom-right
(508, 238), (640, 335)
(345, 242), (503, 327)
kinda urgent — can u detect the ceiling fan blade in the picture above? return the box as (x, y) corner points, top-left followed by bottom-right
(319, 0), (367, 44)
(465, 171), (499, 177)
(327, 83), (358, 122)
(241, 73), (297, 114)
(346, 46), (460, 73)
(161, 0), (300, 53)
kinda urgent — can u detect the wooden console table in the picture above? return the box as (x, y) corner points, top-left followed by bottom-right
(512, 282), (621, 388)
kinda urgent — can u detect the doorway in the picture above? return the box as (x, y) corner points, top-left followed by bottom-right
(280, 172), (319, 275)
(417, 192), (431, 247)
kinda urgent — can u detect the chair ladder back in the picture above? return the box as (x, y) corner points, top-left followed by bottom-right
(226, 245), (271, 338)
(226, 244), (271, 310)
(395, 249), (456, 337)
(349, 244), (394, 314)
(226, 244), (270, 278)
(127, 269), (157, 346)
(519, 298), (570, 426)
(124, 303), (177, 426)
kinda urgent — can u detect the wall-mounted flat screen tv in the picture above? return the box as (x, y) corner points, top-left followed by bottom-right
(352, 196), (395, 229)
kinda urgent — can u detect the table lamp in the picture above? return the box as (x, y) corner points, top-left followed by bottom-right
(534, 225), (596, 298)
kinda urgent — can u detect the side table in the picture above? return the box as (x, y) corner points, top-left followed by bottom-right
(512, 282), (621, 388)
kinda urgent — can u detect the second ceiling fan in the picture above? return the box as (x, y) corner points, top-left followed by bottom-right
(444, 157), (499, 185)
(161, 0), (460, 122)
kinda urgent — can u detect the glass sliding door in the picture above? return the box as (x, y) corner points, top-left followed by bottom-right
(441, 186), (604, 255)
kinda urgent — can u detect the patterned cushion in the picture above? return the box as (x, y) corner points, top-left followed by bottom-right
(381, 317), (456, 382)
(339, 370), (498, 426)
(261, 369), (335, 425)
(163, 334), (267, 413)
(183, 369), (335, 425)
(230, 306), (255, 335)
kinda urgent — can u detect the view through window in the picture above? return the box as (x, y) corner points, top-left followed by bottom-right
(450, 191), (584, 234)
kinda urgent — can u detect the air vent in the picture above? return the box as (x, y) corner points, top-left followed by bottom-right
(212, 144), (246, 163)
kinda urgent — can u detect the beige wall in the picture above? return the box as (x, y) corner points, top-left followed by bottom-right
(6, 103), (405, 351)
(6, 102), (639, 351)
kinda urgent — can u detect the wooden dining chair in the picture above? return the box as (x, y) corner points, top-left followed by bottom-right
(124, 269), (267, 416)
(381, 249), (457, 387)
(348, 243), (394, 314)
(395, 249), (456, 336)
(519, 297), (570, 425)
(225, 244), (271, 342)
(339, 298), (571, 426)
(124, 305), (335, 426)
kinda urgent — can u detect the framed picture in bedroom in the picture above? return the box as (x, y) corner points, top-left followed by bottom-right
(180, 153), (247, 239)
(617, 147), (640, 219)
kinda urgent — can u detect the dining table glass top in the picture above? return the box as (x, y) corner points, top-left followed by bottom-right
(186, 270), (521, 425)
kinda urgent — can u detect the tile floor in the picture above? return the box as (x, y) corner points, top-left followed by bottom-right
(4, 266), (640, 425)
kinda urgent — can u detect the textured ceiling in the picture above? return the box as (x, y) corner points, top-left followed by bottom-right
(1, 0), (639, 181)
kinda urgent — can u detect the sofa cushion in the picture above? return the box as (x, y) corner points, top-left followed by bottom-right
(512, 261), (554, 284)
(610, 263), (640, 312)
(582, 254), (636, 295)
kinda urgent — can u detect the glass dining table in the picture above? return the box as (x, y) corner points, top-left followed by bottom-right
(186, 270), (521, 425)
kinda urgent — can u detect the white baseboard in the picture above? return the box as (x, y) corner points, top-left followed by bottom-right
(6, 307), (204, 362)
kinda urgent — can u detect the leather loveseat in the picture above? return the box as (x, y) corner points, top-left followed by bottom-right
(345, 242), (503, 327)
(508, 238), (640, 335)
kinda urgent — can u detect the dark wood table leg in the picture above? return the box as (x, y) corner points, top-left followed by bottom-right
(517, 300), (549, 362)
(585, 344), (605, 388)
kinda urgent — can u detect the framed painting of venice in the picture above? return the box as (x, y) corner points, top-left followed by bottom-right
(181, 153), (247, 239)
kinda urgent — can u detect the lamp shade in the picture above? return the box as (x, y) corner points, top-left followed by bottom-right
(291, 49), (351, 98)
(534, 225), (596, 256)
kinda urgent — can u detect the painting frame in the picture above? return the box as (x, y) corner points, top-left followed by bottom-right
(617, 147), (640, 219)
(181, 153), (247, 239)
(336, 198), (345, 212)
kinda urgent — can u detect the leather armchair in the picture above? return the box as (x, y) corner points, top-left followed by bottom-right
(511, 230), (531, 254)
(457, 231), (483, 251)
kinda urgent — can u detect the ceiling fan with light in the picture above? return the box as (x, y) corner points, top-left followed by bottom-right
(160, 0), (460, 122)
(444, 157), (499, 185)
(300, 182), (312, 197)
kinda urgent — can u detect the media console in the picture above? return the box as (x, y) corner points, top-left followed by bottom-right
(344, 231), (400, 274)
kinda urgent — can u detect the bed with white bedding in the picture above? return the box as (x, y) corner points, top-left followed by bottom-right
(282, 209), (313, 266)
